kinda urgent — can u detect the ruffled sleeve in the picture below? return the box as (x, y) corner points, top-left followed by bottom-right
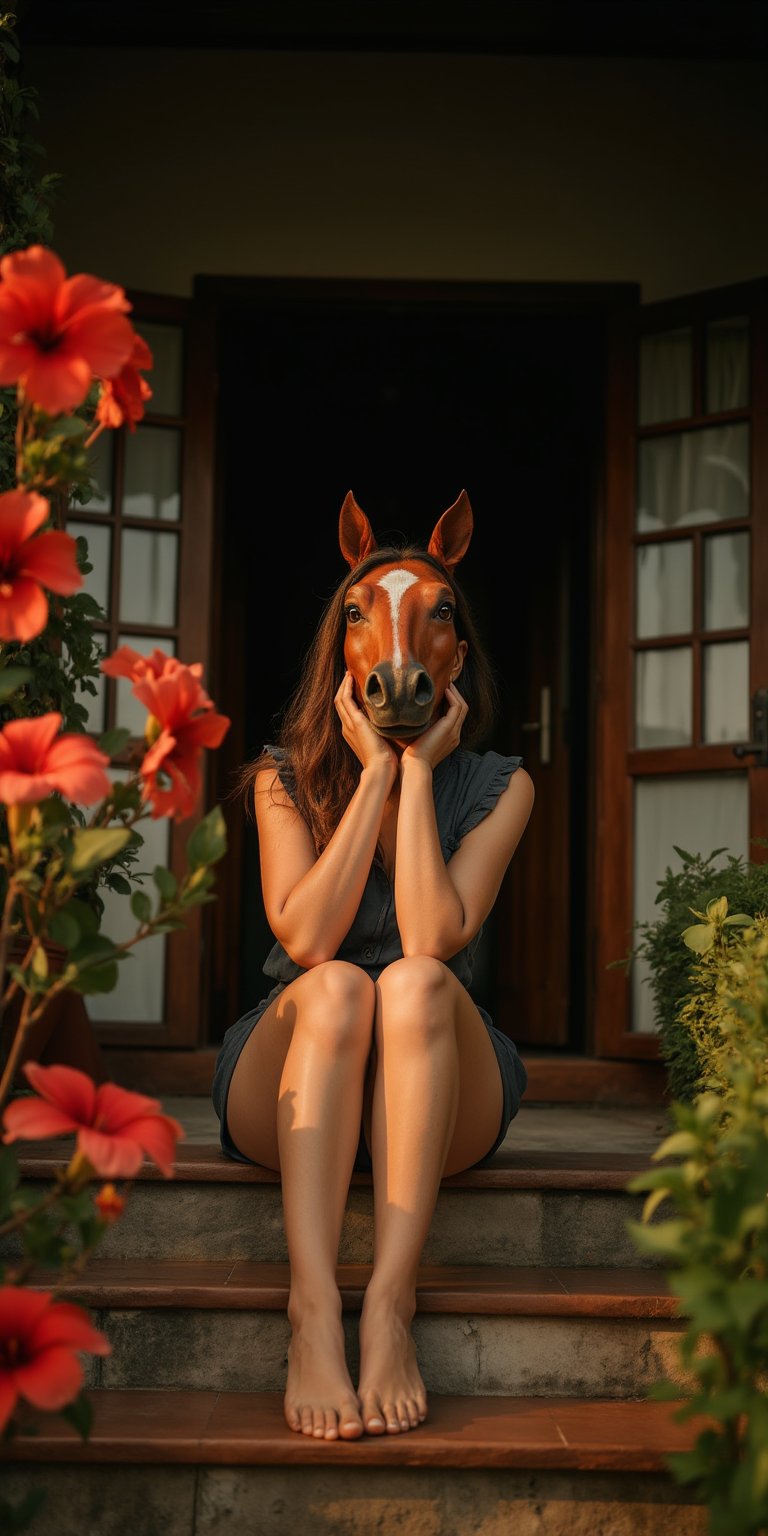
(444, 750), (524, 855)
(263, 743), (300, 808)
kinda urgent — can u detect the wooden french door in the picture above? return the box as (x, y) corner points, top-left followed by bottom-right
(593, 278), (768, 1058)
(68, 292), (217, 1049)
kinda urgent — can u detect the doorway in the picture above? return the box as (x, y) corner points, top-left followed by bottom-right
(208, 286), (606, 1055)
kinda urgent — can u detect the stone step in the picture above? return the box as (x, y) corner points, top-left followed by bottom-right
(0, 1390), (710, 1535)
(41, 1259), (684, 1399)
(9, 1142), (668, 1268)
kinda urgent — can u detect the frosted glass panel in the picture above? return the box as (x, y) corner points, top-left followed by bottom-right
(82, 431), (112, 512)
(115, 633), (177, 739)
(639, 328), (692, 425)
(119, 529), (178, 626)
(86, 784), (169, 1026)
(632, 775), (748, 1033)
(706, 316), (749, 413)
(67, 521), (110, 617)
(637, 424), (749, 531)
(123, 428), (181, 522)
(703, 531), (749, 630)
(134, 322), (183, 417)
(703, 642), (750, 743)
(635, 647), (692, 747)
(636, 540), (692, 638)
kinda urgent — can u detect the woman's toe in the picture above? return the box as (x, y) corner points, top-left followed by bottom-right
(285, 1404), (301, 1432)
(406, 1397), (421, 1428)
(300, 1406), (313, 1435)
(323, 1409), (339, 1440)
(361, 1394), (385, 1434)
(383, 1401), (401, 1433)
(312, 1408), (326, 1437)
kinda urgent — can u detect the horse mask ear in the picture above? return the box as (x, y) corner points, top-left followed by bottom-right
(427, 490), (474, 572)
(339, 491), (378, 568)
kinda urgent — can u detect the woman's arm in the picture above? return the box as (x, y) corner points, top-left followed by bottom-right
(255, 676), (398, 969)
(255, 763), (393, 968)
(394, 685), (535, 959)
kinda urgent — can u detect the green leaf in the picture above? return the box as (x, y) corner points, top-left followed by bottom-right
(0, 666), (32, 700)
(153, 864), (177, 902)
(59, 1390), (93, 1441)
(69, 828), (131, 874)
(625, 1217), (690, 1259)
(651, 1129), (701, 1161)
(67, 935), (123, 995)
(681, 923), (715, 953)
(130, 890), (152, 924)
(98, 727), (132, 758)
(186, 805), (227, 870)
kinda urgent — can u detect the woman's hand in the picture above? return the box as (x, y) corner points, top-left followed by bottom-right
(400, 682), (468, 770)
(334, 671), (399, 777)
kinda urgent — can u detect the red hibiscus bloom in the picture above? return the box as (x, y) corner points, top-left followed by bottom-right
(0, 1285), (110, 1435)
(95, 333), (153, 431)
(101, 644), (211, 700)
(2, 1062), (185, 1178)
(101, 648), (229, 821)
(0, 713), (111, 806)
(0, 245), (136, 415)
(0, 488), (82, 642)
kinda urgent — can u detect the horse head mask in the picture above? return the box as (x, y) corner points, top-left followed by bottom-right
(339, 490), (473, 741)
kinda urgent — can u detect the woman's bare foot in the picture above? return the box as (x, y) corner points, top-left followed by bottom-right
(284, 1298), (363, 1440)
(357, 1289), (428, 1434)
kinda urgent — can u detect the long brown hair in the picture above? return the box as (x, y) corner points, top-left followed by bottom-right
(236, 545), (499, 851)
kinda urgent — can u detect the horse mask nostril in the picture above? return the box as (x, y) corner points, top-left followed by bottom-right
(364, 669), (388, 705)
(412, 669), (435, 707)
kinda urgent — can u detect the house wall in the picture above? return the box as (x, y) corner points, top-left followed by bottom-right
(23, 45), (768, 302)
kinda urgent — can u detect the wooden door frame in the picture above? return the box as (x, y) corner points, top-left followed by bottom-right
(108, 275), (675, 1102)
(593, 277), (768, 1060)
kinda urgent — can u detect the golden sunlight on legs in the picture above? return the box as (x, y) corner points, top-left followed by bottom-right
(357, 957), (503, 1435)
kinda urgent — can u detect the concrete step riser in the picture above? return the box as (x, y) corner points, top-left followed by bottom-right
(85, 1187), (663, 1267)
(0, 1464), (709, 1536)
(86, 1307), (688, 1398)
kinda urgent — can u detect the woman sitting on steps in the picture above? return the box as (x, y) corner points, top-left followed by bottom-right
(211, 489), (535, 1442)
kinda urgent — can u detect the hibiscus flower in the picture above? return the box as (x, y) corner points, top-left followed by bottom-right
(95, 333), (153, 431)
(0, 1285), (110, 1436)
(101, 648), (229, 821)
(0, 488), (82, 642)
(0, 245), (136, 415)
(0, 713), (111, 806)
(2, 1062), (185, 1178)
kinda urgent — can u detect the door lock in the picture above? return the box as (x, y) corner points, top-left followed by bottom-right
(521, 685), (551, 764)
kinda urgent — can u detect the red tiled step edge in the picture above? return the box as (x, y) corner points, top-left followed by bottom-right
(13, 1141), (656, 1190)
(0, 1391), (711, 1470)
(37, 1259), (680, 1319)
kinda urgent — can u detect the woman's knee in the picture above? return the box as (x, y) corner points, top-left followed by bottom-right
(376, 956), (455, 1044)
(291, 961), (376, 1053)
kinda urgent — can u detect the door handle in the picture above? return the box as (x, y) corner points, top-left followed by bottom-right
(732, 687), (768, 766)
(521, 685), (551, 764)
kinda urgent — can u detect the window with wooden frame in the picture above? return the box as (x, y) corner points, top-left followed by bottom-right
(593, 278), (768, 1058)
(66, 293), (217, 1049)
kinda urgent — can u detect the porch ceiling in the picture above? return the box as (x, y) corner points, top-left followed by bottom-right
(15, 0), (768, 61)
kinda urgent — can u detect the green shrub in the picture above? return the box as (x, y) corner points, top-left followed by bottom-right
(627, 919), (768, 1536)
(618, 844), (768, 1101)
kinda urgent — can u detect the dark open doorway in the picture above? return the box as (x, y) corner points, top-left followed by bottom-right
(207, 283), (608, 1054)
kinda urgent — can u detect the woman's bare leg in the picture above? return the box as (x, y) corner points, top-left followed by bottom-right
(357, 956), (504, 1435)
(226, 961), (376, 1440)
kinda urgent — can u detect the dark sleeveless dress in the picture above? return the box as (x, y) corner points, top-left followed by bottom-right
(211, 745), (529, 1172)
